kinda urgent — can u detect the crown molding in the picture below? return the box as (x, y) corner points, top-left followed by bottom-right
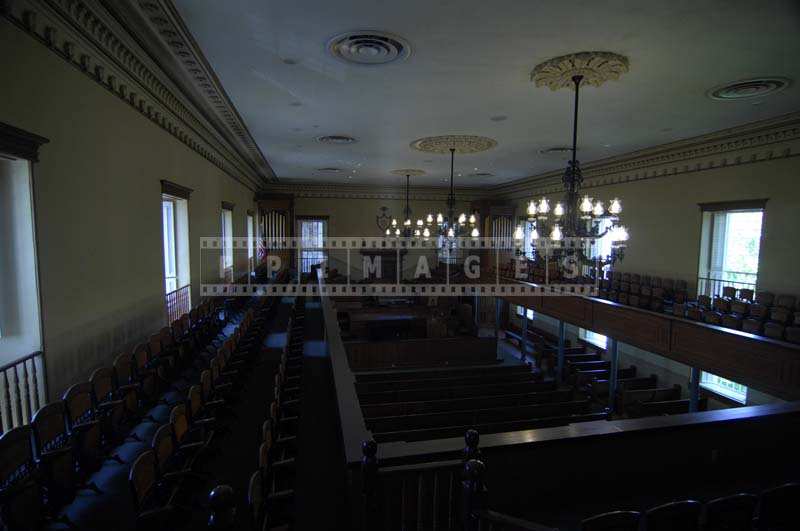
(490, 111), (800, 199)
(265, 181), (489, 202)
(2, 0), (275, 191)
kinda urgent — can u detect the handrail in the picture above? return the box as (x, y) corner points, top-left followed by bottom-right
(317, 269), (372, 464)
(0, 350), (46, 434)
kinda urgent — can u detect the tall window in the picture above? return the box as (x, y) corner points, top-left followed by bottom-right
(298, 218), (327, 274)
(700, 372), (748, 404)
(579, 328), (608, 350)
(221, 205), (234, 280)
(698, 203), (764, 298)
(696, 200), (764, 405)
(162, 199), (178, 293)
(247, 212), (254, 277)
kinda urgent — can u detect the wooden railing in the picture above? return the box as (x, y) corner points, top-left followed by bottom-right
(165, 284), (191, 325)
(500, 277), (800, 400)
(317, 270), (800, 529)
(0, 351), (46, 434)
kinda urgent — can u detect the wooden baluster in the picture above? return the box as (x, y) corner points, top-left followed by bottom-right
(432, 470), (440, 531)
(461, 460), (487, 531)
(33, 353), (46, 406)
(7, 365), (20, 428)
(417, 472), (424, 530)
(463, 429), (481, 463)
(18, 363), (30, 425)
(361, 440), (379, 531)
(0, 370), (10, 433)
(27, 358), (38, 414)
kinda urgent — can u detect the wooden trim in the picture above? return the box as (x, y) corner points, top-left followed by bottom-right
(221, 201), (235, 211)
(160, 179), (193, 199)
(295, 215), (330, 220)
(698, 199), (768, 212)
(0, 122), (49, 162)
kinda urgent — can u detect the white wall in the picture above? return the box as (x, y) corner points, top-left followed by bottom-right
(0, 159), (42, 364)
(0, 24), (256, 396)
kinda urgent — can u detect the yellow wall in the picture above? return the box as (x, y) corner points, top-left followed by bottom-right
(0, 24), (256, 396)
(508, 157), (800, 294)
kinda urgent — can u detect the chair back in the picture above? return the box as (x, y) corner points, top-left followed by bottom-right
(62, 381), (96, 427)
(114, 352), (135, 385)
(188, 385), (204, 422)
(90, 366), (117, 403)
(742, 318), (763, 335)
(248, 470), (264, 530)
(755, 291), (775, 306)
(775, 294), (796, 309)
(129, 450), (158, 514)
(581, 510), (641, 531)
(705, 493), (757, 531)
(62, 382), (102, 473)
(152, 424), (175, 475)
(0, 426), (44, 529)
(31, 401), (69, 456)
(170, 404), (190, 446)
(31, 402), (75, 505)
(739, 288), (754, 302)
(645, 500), (702, 531)
(722, 286), (737, 299)
(764, 322), (785, 341)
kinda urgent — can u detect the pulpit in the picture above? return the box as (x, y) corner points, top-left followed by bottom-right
(360, 249), (407, 282)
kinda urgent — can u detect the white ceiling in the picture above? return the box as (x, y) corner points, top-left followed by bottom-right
(174, 0), (800, 187)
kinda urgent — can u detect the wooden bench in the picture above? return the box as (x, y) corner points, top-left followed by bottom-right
(355, 371), (538, 394)
(588, 374), (658, 400)
(366, 400), (592, 433)
(361, 388), (577, 418)
(619, 385), (683, 415)
(575, 367), (637, 389)
(627, 398), (708, 418)
(353, 363), (531, 382)
(373, 411), (609, 442)
(357, 379), (559, 405)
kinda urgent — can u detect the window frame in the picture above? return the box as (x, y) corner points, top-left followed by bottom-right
(221, 203), (235, 280)
(297, 216), (328, 274)
(161, 197), (178, 294)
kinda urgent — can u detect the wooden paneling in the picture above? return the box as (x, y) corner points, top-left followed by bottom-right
(540, 295), (593, 329)
(671, 320), (800, 400)
(498, 282), (800, 401)
(593, 300), (671, 355)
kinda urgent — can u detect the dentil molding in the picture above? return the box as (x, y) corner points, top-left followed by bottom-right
(491, 111), (800, 200)
(1, 0), (275, 190)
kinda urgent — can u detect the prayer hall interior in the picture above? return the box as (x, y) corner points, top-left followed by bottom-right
(1, 1), (799, 530)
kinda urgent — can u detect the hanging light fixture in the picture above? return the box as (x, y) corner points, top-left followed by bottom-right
(525, 71), (629, 275)
(425, 147), (479, 240)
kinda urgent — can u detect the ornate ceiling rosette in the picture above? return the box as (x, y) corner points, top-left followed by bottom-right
(531, 51), (630, 90)
(390, 168), (426, 176)
(410, 135), (498, 155)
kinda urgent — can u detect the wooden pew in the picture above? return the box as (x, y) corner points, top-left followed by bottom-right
(563, 353), (603, 364)
(357, 379), (559, 405)
(575, 367), (637, 389)
(588, 375), (658, 400)
(627, 398), (708, 418)
(373, 411), (609, 442)
(619, 385), (683, 416)
(361, 388), (577, 418)
(354, 363), (531, 382)
(366, 400), (591, 433)
(355, 371), (537, 394)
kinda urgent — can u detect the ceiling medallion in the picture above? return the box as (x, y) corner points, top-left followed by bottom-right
(317, 134), (357, 145)
(328, 30), (411, 65)
(531, 51), (629, 91)
(707, 77), (791, 101)
(390, 169), (426, 176)
(410, 135), (498, 155)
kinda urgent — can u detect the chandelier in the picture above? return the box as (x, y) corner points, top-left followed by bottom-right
(518, 53), (630, 273)
(385, 149), (479, 240)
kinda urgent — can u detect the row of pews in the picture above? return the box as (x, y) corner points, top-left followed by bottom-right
(508, 320), (708, 419)
(356, 362), (607, 443)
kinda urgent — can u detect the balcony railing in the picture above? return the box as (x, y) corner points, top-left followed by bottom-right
(0, 351), (46, 435)
(165, 284), (191, 325)
(697, 272), (757, 298)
